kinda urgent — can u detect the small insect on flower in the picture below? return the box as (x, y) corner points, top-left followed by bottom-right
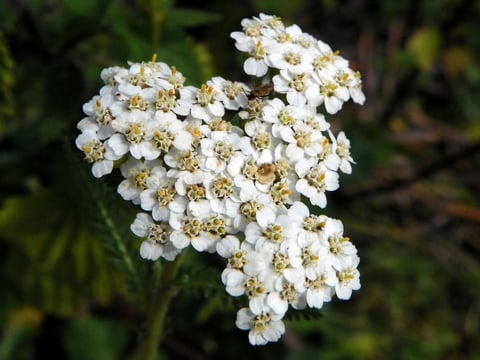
(256, 163), (277, 185)
(250, 84), (274, 98)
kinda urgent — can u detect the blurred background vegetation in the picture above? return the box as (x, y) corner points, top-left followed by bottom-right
(1, 0), (480, 359)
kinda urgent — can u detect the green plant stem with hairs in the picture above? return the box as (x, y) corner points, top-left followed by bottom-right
(141, 252), (185, 360)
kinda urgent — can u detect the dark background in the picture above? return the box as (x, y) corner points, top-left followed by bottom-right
(1, 0), (479, 359)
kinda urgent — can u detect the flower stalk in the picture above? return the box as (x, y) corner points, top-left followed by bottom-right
(151, 0), (167, 52)
(142, 251), (184, 360)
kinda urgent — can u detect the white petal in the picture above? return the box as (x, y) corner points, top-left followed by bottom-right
(249, 296), (266, 315)
(139, 241), (162, 260)
(335, 285), (353, 300)
(262, 320), (285, 342)
(173, 131), (193, 150)
(188, 200), (211, 218)
(107, 134), (129, 157)
(140, 190), (156, 211)
(170, 231), (190, 249)
(325, 96), (343, 114)
(91, 160), (113, 178)
(235, 308), (253, 330)
(152, 206), (171, 221)
(256, 207), (276, 228)
(130, 213), (152, 237)
(306, 290), (325, 309)
(267, 292), (288, 316)
(216, 235), (240, 258)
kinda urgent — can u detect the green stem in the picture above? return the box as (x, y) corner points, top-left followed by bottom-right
(142, 252), (185, 360)
(151, 0), (168, 52)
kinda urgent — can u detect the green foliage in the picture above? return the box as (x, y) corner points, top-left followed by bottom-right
(63, 318), (128, 360)
(1, 0), (480, 358)
(0, 188), (122, 315)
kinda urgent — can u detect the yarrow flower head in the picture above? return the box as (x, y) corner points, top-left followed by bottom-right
(75, 13), (364, 346)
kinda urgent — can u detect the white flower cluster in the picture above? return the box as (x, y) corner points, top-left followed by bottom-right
(75, 13), (363, 346)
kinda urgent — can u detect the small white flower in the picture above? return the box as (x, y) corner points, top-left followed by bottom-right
(140, 169), (187, 221)
(117, 158), (163, 205)
(266, 43), (313, 74)
(335, 255), (361, 300)
(262, 99), (306, 142)
(221, 267), (247, 297)
(169, 212), (220, 253)
(130, 212), (182, 261)
(216, 235), (252, 268)
(180, 182), (212, 218)
(235, 308), (285, 346)
(183, 83), (225, 122)
(82, 91), (116, 139)
(272, 70), (314, 106)
(165, 149), (207, 189)
(283, 123), (325, 164)
(150, 113), (194, 153)
(307, 80), (349, 114)
(231, 157), (273, 201)
(233, 193), (274, 232)
(239, 39), (270, 77)
(325, 219), (358, 270)
(326, 131), (355, 174)
(266, 280), (307, 316)
(209, 76), (249, 110)
(200, 131), (243, 174)
(244, 246), (304, 296)
(156, 64), (187, 91)
(109, 110), (161, 160)
(100, 65), (127, 86)
(153, 77), (191, 116)
(205, 174), (242, 220)
(312, 41), (349, 72)
(296, 164), (339, 208)
(348, 71), (366, 105)
(291, 26), (318, 51)
(239, 121), (279, 166)
(244, 207), (297, 251)
(305, 268), (337, 309)
(75, 129), (119, 178)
